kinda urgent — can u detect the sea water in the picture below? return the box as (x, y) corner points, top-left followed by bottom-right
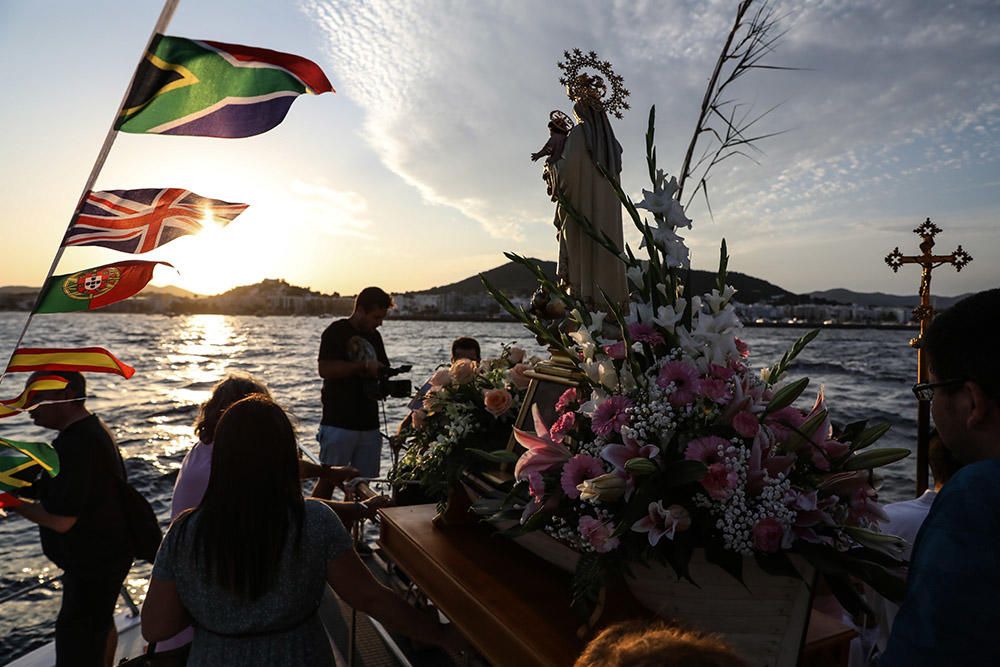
(0, 313), (919, 661)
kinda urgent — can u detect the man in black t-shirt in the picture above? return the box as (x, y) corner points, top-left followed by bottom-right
(314, 286), (393, 499)
(9, 371), (133, 667)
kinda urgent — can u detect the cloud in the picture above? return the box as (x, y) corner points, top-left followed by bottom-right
(300, 0), (1000, 279)
(283, 179), (375, 240)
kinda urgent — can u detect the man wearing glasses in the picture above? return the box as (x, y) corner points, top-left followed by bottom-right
(883, 288), (1000, 666)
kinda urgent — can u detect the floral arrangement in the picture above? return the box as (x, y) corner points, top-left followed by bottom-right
(481, 109), (910, 617)
(389, 346), (537, 509)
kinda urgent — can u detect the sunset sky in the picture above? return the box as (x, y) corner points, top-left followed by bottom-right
(0, 0), (997, 298)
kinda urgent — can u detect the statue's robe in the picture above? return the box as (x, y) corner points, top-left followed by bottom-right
(549, 108), (628, 308)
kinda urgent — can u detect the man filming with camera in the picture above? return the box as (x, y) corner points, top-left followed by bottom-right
(314, 286), (398, 499)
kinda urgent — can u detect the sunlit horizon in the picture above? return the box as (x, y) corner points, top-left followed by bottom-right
(1, 1), (997, 301)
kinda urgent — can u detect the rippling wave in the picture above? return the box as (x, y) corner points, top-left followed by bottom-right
(0, 314), (920, 661)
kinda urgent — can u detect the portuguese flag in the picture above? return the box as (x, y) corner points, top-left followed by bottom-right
(35, 260), (165, 313)
(116, 35), (334, 138)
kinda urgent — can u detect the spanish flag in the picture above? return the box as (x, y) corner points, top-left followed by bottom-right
(6, 347), (136, 379)
(0, 375), (70, 419)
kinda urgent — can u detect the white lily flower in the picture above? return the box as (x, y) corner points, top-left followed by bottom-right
(620, 365), (638, 392)
(626, 264), (644, 289)
(598, 360), (620, 391)
(704, 285), (738, 313)
(631, 301), (653, 325)
(588, 310), (607, 336)
(662, 233), (690, 269)
(636, 188), (673, 215)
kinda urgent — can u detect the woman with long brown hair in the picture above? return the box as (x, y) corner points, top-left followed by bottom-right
(142, 395), (456, 665)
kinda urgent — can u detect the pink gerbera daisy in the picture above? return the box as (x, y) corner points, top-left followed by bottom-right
(561, 454), (606, 498)
(684, 435), (728, 464)
(628, 322), (665, 346)
(591, 396), (633, 436)
(657, 360), (701, 406)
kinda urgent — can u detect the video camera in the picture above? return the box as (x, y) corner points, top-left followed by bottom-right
(376, 364), (412, 400)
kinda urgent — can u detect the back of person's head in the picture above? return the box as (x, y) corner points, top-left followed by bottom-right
(190, 394), (303, 600)
(194, 373), (271, 443)
(924, 288), (1000, 404)
(574, 621), (748, 667)
(451, 337), (481, 362)
(355, 286), (394, 313)
(928, 430), (962, 487)
(30, 370), (86, 399)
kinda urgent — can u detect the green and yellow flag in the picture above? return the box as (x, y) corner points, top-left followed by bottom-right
(117, 35), (333, 138)
(0, 438), (59, 492)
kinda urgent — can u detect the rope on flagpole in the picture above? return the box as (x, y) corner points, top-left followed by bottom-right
(0, 0), (181, 386)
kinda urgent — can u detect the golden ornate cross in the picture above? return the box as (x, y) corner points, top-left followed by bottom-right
(885, 218), (972, 495)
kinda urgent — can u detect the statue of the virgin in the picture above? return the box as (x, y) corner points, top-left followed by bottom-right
(543, 50), (630, 309)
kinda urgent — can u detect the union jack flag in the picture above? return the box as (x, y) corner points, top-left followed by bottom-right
(62, 188), (248, 254)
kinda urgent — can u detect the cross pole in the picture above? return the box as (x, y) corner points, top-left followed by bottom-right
(885, 218), (972, 496)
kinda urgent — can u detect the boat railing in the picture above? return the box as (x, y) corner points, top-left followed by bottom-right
(2, 443), (415, 666)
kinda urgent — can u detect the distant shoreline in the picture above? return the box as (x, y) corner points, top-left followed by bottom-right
(0, 309), (919, 330)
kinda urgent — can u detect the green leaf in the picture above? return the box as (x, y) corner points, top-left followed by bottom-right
(466, 448), (521, 464)
(646, 105), (657, 184)
(841, 448), (910, 471)
(660, 460), (708, 487)
(766, 329), (820, 386)
(842, 526), (909, 561)
(836, 419), (869, 445)
(716, 239), (729, 295)
(851, 422), (892, 452)
(762, 377), (810, 416)
(625, 457), (658, 475)
(784, 408), (827, 451)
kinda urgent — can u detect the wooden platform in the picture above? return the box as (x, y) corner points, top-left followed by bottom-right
(378, 505), (854, 667)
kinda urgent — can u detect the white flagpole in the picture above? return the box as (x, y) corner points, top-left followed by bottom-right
(1, 0), (181, 386)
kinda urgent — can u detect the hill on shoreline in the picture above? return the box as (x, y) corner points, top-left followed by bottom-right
(0, 262), (969, 311)
(410, 258), (797, 304)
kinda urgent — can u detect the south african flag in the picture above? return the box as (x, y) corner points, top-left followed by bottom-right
(116, 35), (334, 138)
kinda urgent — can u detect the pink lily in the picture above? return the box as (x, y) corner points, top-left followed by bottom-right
(747, 428), (795, 495)
(601, 436), (660, 473)
(513, 405), (571, 481)
(804, 388), (850, 470)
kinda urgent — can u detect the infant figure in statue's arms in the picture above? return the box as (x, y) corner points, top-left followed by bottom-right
(530, 110), (574, 165)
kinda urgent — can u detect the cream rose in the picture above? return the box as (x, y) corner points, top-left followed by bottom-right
(429, 368), (452, 387)
(411, 409), (427, 429)
(507, 346), (526, 364)
(483, 388), (513, 417)
(509, 363), (532, 390)
(450, 358), (478, 385)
